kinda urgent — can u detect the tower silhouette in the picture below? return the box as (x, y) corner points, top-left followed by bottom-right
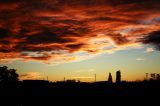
(116, 70), (121, 83)
(108, 72), (112, 83)
(95, 74), (96, 82)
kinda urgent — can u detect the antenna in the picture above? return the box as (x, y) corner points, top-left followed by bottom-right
(95, 74), (96, 82)
(64, 77), (65, 82)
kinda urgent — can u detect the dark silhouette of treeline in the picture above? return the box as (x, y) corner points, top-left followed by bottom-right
(0, 66), (160, 98)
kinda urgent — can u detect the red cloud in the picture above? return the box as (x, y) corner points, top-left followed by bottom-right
(0, 0), (160, 64)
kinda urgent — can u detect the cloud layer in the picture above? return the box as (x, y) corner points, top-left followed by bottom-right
(141, 31), (160, 50)
(145, 48), (154, 53)
(19, 72), (41, 80)
(136, 58), (145, 61)
(0, 0), (160, 64)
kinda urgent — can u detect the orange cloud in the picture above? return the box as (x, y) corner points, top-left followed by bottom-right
(146, 48), (154, 53)
(0, 0), (160, 64)
(19, 72), (41, 80)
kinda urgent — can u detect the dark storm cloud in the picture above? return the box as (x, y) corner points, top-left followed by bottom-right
(141, 31), (160, 50)
(0, 0), (160, 63)
(0, 28), (11, 38)
(0, 0), (19, 3)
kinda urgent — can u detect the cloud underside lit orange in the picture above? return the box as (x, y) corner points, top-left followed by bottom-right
(0, 0), (160, 64)
(19, 72), (41, 80)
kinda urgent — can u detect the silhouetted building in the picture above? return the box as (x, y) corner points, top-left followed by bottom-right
(108, 72), (112, 83)
(23, 80), (49, 87)
(116, 70), (121, 83)
(66, 79), (76, 83)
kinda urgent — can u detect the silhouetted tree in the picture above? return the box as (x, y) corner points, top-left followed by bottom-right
(156, 74), (160, 80)
(150, 73), (156, 80)
(108, 72), (112, 83)
(0, 66), (19, 83)
(150, 73), (160, 81)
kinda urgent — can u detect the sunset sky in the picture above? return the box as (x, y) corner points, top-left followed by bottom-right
(0, 0), (160, 82)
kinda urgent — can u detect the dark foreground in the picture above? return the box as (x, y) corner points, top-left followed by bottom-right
(0, 80), (160, 104)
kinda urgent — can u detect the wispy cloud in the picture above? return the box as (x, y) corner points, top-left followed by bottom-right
(145, 47), (154, 53)
(136, 58), (145, 61)
(19, 72), (41, 80)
